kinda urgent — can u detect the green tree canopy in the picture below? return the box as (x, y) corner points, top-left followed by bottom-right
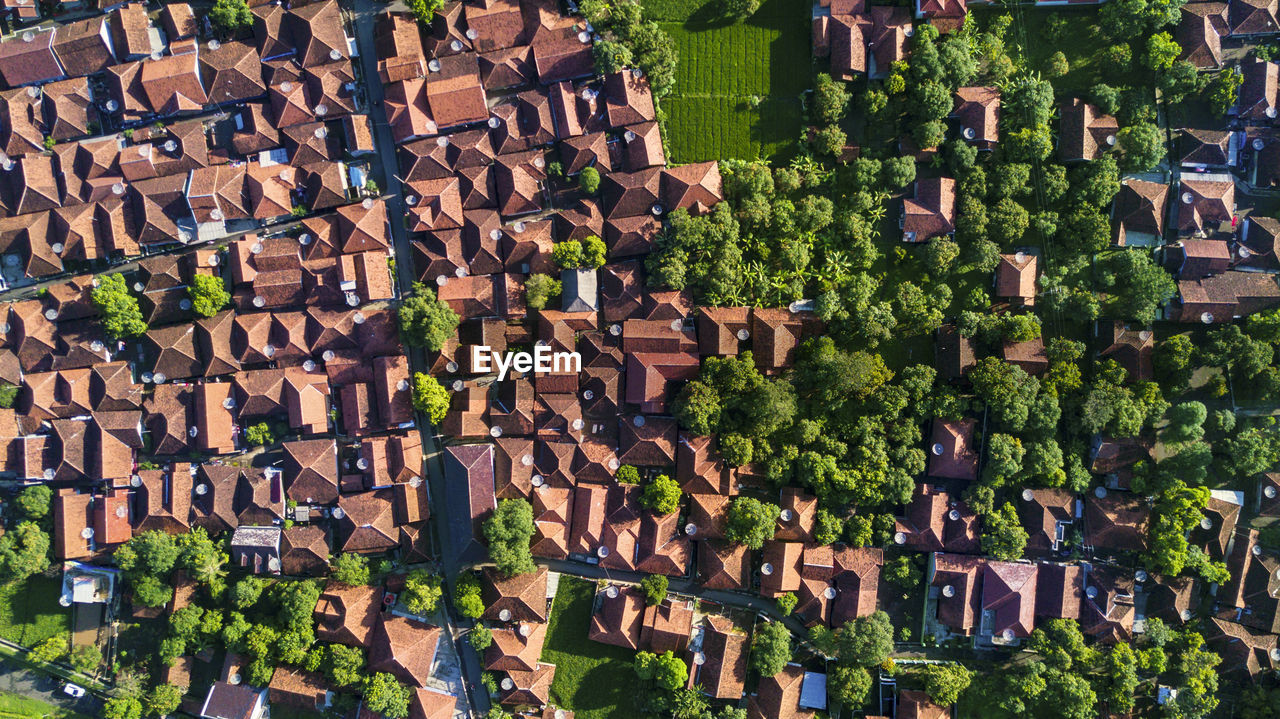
(749, 621), (792, 677)
(412, 372), (451, 425)
(484, 498), (536, 577)
(92, 273), (148, 339)
(398, 282), (461, 351)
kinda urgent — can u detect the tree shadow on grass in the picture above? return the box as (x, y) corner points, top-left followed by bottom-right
(684, 0), (739, 31)
(559, 662), (640, 716)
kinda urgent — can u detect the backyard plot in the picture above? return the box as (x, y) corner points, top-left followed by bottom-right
(538, 577), (638, 719)
(647, 0), (809, 162)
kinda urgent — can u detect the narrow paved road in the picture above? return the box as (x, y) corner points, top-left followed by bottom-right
(347, 2), (488, 713)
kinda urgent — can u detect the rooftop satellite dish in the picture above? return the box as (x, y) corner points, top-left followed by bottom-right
(518, 623), (532, 637)
(1022, 488), (1035, 501)
(490, 426), (503, 438)
(514, 221), (526, 233)
(1266, 485), (1278, 499)
(761, 563), (774, 575)
(280, 81), (294, 93)
(188, 426), (199, 437)
(1135, 569), (1148, 582)
(323, 350), (336, 362)
(942, 584), (955, 598)
(1002, 628), (1015, 642)
(894, 532), (907, 545)
(43, 308), (57, 321)
(1086, 586), (1098, 599)
(1269, 106), (1278, 119)
(948, 509), (961, 521)
(501, 677), (514, 691)
(1094, 486), (1108, 498)
(685, 523), (697, 536)
(209, 40), (221, 50)
(115, 505), (127, 518)
(737, 329), (750, 341)
(1253, 544), (1263, 556)
(605, 585), (618, 598)
(131, 475), (142, 487)
(578, 31), (590, 43)
(823, 587), (836, 600)
(487, 116), (501, 129)
(329, 48), (342, 61)
(106, 99), (118, 111)
(633, 415), (645, 427)
(499, 608), (512, 621)
(180, 299), (192, 311)
(1181, 609), (1193, 621)
(582, 389), (595, 401)
(1200, 517), (1213, 530)
(962, 127), (975, 140)
(521, 454), (534, 466)
(210, 209), (224, 221)
(230, 673), (242, 685)
(1182, 192), (1195, 205)
(693, 653), (705, 666)
(362, 197), (374, 210)
(154, 373), (167, 384)
(780, 509), (793, 522)
(609, 324), (622, 336)
(353, 312), (366, 324)
(80, 527), (94, 539)
(223, 396), (236, 409)
(428, 59), (441, 72)
(466, 28), (479, 39)
(1105, 134), (1116, 146)
(332, 507), (345, 519)
(314, 104), (328, 116)
(931, 443), (945, 456)
(43, 468), (54, 480)
(356, 458), (369, 470)
(141, 372), (154, 383)
(410, 476), (423, 488)
(608, 458), (619, 470)
(651, 203), (664, 216)
(531, 474), (544, 487)
(195, 484), (208, 496)
(1201, 312), (1214, 324)
(303, 360), (316, 372)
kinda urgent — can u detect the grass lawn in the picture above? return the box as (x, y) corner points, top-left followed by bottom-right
(644, 0), (809, 163)
(0, 578), (69, 648)
(0, 690), (90, 719)
(971, 6), (1111, 94)
(539, 577), (639, 719)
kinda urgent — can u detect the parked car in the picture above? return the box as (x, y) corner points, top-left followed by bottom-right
(63, 683), (85, 698)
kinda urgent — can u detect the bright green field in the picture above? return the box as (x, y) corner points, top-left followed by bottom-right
(539, 577), (638, 719)
(0, 578), (69, 648)
(646, 0), (810, 162)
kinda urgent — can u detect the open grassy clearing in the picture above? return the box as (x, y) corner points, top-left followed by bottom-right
(645, 0), (808, 163)
(539, 577), (638, 719)
(971, 6), (1112, 94)
(0, 578), (69, 649)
